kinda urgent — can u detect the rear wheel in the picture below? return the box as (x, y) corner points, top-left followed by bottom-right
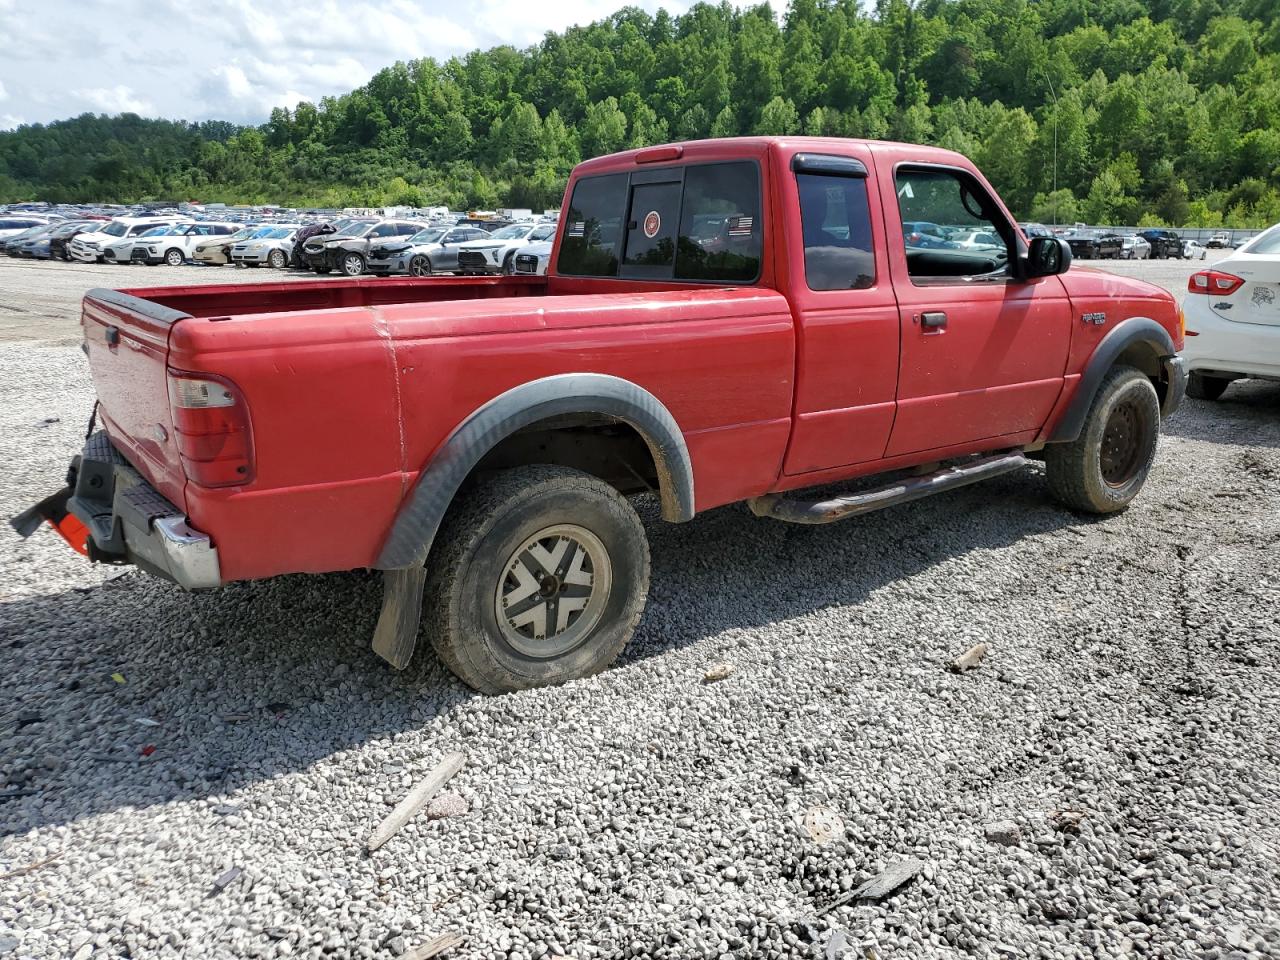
(341, 252), (366, 277)
(164, 248), (184, 266)
(1045, 365), (1160, 514)
(409, 254), (432, 277)
(268, 249), (288, 269)
(424, 465), (650, 694)
(1186, 372), (1233, 401)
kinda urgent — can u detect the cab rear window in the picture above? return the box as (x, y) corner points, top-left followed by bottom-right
(557, 161), (761, 283)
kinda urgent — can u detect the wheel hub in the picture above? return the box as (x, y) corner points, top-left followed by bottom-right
(1099, 399), (1147, 487)
(495, 524), (612, 658)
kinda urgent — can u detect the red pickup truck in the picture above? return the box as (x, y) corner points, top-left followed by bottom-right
(16, 137), (1186, 693)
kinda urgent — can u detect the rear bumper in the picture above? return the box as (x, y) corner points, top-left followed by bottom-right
(1181, 299), (1280, 380)
(23, 431), (221, 590)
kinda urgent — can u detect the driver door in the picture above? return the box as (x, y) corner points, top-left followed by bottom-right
(879, 161), (1072, 457)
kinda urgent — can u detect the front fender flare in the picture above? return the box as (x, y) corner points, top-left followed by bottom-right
(375, 373), (695, 571)
(1046, 316), (1178, 444)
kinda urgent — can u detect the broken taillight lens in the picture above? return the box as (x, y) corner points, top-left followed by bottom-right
(1188, 270), (1244, 295)
(167, 371), (254, 486)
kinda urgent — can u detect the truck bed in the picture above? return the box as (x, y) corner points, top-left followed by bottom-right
(126, 273), (550, 319)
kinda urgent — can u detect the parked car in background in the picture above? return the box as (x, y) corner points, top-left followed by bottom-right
(1182, 239), (1208, 260)
(1181, 223), (1280, 401)
(950, 229), (1004, 250)
(229, 225), (301, 268)
(366, 224), (490, 276)
(1065, 231), (1122, 260)
(902, 220), (957, 249)
(103, 224), (185, 264)
(1, 222), (57, 256)
(512, 239), (553, 276)
(1120, 235), (1151, 260)
(14, 221), (85, 258)
(46, 220), (99, 261)
(1138, 228), (1184, 259)
(455, 221), (558, 275)
(70, 217), (190, 263)
(192, 226), (262, 266)
(1018, 222), (1054, 239)
(0, 215), (52, 241)
(303, 219), (419, 276)
(133, 222), (240, 265)
(1206, 232), (1233, 249)
(289, 221), (344, 268)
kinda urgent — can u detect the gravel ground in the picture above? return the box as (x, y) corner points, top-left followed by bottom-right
(2, 256), (1279, 960)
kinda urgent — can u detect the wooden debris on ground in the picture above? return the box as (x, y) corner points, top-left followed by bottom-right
(404, 932), (465, 959)
(702, 663), (734, 684)
(367, 752), (466, 852)
(818, 858), (926, 915)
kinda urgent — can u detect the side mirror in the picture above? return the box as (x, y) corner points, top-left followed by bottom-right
(1025, 236), (1072, 278)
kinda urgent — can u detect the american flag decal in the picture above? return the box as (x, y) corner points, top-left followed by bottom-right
(728, 216), (753, 236)
(568, 221), (585, 238)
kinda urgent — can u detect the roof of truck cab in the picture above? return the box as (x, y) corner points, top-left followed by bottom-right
(571, 136), (972, 177)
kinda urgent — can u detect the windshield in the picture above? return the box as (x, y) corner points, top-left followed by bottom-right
(102, 221), (129, 237)
(139, 226), (170, 237)
(331, 222), (373, 239)
(224, 227), (256, 241)
(408, 228), (444, 244)
(260, 227), (293, 239)
(487, 224), (531, 240)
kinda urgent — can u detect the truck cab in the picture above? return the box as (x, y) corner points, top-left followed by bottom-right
(19, 137), (1186, 694)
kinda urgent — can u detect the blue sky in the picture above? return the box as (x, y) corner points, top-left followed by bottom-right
(0, 0), (718, 130)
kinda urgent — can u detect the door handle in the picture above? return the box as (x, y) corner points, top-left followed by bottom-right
(920, 311), (948, 331)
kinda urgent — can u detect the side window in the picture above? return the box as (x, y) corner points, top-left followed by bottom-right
(796, 173), (875, 291)
(674, 162), (761, 282)
(895, 168), (1011, 281)
(531, 225), (555, 241)
(369, 224), (394, 238)
(558, 173), (628, 277)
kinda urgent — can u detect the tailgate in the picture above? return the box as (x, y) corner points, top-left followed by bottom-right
(81, 288), (191, 510)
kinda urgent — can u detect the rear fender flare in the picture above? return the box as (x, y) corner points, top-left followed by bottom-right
(375, 373), (695, 570)
(1047, 316), (1177, 443)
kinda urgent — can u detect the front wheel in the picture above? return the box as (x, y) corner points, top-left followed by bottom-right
(340, 252), (365, 277)
(164, 248), (184, 266)
(268, 249), (288, 269)
(424, 465), (650, 694)
(1187, 372), (1232, 401)
(501, 251), (516, 275)
(409, 254), (432, 277)
(1045, 365), (1160, 514)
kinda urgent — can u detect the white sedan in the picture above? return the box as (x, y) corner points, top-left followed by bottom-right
(1120, 235), (1150, 260)
(511, 239), (553, 276)
(1181, 224), (1280, 400)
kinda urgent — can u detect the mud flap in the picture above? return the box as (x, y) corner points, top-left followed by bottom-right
(10, 486), (89, 555)
(370, 565), (428, 669)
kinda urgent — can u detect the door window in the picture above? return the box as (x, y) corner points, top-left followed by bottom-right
(895, 168), (1011, 282)
(796, 173), (875, 290)
(558, 173), (628, 277)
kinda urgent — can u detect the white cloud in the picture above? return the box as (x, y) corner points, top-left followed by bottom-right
(0, 0), (712, 130)
(73, 85), (155, 115)
(0, 80), (8, 102)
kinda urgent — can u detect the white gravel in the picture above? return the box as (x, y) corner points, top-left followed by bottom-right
(3, 259), (1280, 960)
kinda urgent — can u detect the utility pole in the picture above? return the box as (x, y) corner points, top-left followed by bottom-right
(1043, 69), (1059, 226)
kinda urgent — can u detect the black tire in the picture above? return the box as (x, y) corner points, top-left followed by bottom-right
(268, 249), (288, 269)
(501, 251), (516, 275)
(424, 465), (650, 694)
(409, 254), (432, 277)
(164, 248), (184, 266)
(340, 252), (365, 277)
(1186, 372), (1232, 401)
(1045, 365), (1160, 514)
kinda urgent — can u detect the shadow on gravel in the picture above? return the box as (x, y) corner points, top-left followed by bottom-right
(3, 464), (1078, 835)
(1165, 380), (1280, 450)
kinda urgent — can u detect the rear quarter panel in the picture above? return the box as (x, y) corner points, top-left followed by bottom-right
(172, 289), (795, 581)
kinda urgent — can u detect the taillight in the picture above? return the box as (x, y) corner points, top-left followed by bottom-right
(167, 370), (254, 486)
(1188, 270), (1244, 295)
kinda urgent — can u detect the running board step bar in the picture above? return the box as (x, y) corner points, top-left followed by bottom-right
(748, 451), (1028, 525)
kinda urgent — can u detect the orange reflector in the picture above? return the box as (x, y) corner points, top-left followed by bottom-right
(48, 514), (90, 556)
